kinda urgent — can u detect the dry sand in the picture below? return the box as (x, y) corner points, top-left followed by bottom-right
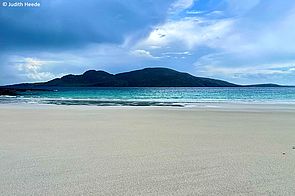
(0, 104), (295, 195)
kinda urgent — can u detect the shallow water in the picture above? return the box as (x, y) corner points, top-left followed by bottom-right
(1, 87), (295, 106)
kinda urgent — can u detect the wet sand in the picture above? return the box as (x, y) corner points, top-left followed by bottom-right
(0, 104), (295, 195)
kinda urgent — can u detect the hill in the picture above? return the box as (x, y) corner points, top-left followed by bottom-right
(38, 67), (237, 87)
(1, 68), (287, 94)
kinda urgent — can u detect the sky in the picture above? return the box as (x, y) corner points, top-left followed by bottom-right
(0, 0), (295, 85)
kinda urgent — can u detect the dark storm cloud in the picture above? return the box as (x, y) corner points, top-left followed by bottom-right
(0, 0), (174, 50)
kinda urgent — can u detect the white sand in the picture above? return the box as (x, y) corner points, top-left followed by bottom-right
(0, 104), (295, 195)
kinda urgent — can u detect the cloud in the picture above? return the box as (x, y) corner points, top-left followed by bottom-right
(200, 62), (295, 76)
(186, 10), (205, 15)
(169, 0), (194, 13)
(131, 49), (158, 58)
(0, 0), (174, 50)
(162, 51), (191, 55)
(13, 57), (58, 81)
(137, 17), (234, 50)
(194, 52), (295, 84)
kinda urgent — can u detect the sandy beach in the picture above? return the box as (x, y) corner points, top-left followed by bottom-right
(0, 104), (295, 195)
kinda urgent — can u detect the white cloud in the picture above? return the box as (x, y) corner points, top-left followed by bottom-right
(205, 11), (224, 17)
(186, 10), (205, 15)
(138, 17), (235, 50)
(162, 51), (191, 55)
(209, 3), (295, 57)
(131, 49), (156, 58)
(12, 57), (58, 81)
(196, 56), (295, 77)
(169, 0), (194, 13)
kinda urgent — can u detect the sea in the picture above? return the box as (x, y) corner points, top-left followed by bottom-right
(1, 87), (295, 107)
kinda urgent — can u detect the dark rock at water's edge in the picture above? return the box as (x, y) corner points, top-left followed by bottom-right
(1, 67), (287, 89)
(0, 87), (51, 96)
(0, 88), (18, 96)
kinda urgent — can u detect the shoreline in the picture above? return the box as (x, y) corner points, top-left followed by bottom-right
(1, 102), (295, 112)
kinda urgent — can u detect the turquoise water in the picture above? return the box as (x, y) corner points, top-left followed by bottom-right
(1, 87), (295, 106)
